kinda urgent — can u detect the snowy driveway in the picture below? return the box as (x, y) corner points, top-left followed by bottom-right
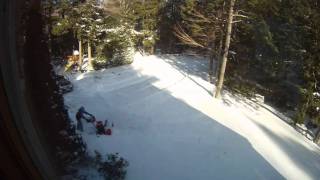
(64, 53), (320, 180)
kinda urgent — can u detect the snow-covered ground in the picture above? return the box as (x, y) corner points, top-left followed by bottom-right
(64, 53), (320, 180)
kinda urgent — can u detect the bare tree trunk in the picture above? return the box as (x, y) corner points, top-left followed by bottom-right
(87, 41), (93, 70)
(78, 39), (83, 71)
(214, 32), (224, 84)
(215, 0), (236, 98)
(214, 1), (225, 85)
(209, 29), (216, 83)
(209, 53), (214, 83)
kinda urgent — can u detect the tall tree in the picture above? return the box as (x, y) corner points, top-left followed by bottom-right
(295, 0), (320, 142)
(76, 0), (109, 70)
(51, 0), (109, 71)
(132, 0), (164, 54)
(215, 0), (236, 98)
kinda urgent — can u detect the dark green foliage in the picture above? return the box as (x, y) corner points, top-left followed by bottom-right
(297, 1), (320, 127)
(94, 151), (129, 180)
(50, 0), (76, 36)
(50, 0), (137, 70)
(72, 0), (109, 44)
(93, 27), (135, 70)
(51, 0), (110, 45)
(56, 125), (87, 165)
(132, 0), (164, 53)
(52, 18), (71, 36)
(267, 82), (301, 110)
(226, 0), (320, 129)
(157, 0), (184, 53)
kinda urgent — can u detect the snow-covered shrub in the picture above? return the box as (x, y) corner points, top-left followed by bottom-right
(46, 69), (87, 168)
(142, 34), (156, 54)
(135, 30), (157, 54)
(52, 18), (71, 36)
(295, 88), (320, 125)
(94, 151), (129, 180)
(53, 75), (73, 94)
(93, 27), (135, 70)
(92, 56), (108, 70)
(56, 123), (87, 165)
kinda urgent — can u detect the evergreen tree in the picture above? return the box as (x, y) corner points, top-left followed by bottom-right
(133, 0), (164, 54)
(296, 0), (320, 142)
(50, 0), (78, 57)
(225, 0), (320, 141)
(74, 0), (109, 70)
(51, 0), (110, 70)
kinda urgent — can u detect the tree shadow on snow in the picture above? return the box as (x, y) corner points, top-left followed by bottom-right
(159, 54), (210, 81)
(159, 54), (214, 96)
(221, 92), (261, 112)
(156, 54), (264, 111)
(250, 119), (320, 179)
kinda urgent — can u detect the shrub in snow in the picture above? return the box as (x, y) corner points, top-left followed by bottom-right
(135, 30), (157, 55)
(53, 74), (73, 94)
(295, 88), (320, 129)
(52, 18), (71, 37)
(94, 28), (135, 70)
(94, 151), (129, 180)
(142, 33), (156, 54)
(56, 123), (87, 165)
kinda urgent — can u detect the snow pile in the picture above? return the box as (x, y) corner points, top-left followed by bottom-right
(64, 52), (320, 180)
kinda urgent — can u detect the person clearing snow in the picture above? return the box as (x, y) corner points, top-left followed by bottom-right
(76, 106), (95, 131)
(75, 106), (112, 135)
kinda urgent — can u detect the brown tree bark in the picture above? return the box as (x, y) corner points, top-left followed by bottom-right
(209, 29), (217, 83)
(215, 0), (236, 98)
(87, 41), (93, 70)
(78, 39), (83, 71)
(214, 30), (224, 84)
(209, 53), (214, 83)
(214, 1), (226, 86)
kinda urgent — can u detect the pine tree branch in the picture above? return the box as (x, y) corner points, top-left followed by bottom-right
(233, 14), (249, 18)
(232, 20), (243, 23)
(173, 24), (206, 48)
